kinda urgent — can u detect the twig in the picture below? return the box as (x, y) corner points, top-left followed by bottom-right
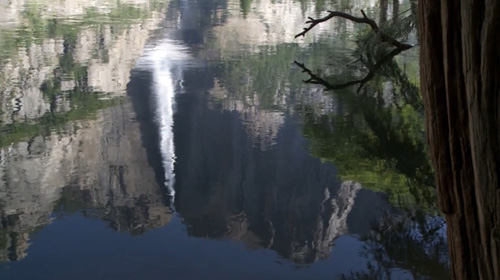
(345, 58), (362, 67)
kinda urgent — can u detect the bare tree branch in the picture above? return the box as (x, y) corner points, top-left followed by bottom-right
(295, 60), (373, 92)
(295, 9), (413, 50)
(295, 10), (376, 38)
(294, 47), (407, 92)
(294, 61), (336, 89)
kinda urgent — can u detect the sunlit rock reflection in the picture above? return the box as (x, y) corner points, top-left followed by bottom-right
(209, 0), (335, 54)
(0, 0), (154, 25)
(0, 0), (170, 262)
(210, 81), (284, 150)
(0, 102), (173, 261)
(0, 39), (63, 123)
(0, 0), (165, 125)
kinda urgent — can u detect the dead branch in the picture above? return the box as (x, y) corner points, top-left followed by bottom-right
(294, 61), (337, 89)
(295, 60), (373, 92)
(294, 47), (406, 92)
(295, 9), (413, 50)
(295, 10), (378, 38)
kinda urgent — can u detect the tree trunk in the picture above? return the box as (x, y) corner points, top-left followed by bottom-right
(380, 0), (388, 24)
(418, 1), (500, 279)
(393, 0), (399, 20)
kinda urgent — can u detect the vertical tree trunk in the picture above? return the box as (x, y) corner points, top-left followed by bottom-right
(418, 0), (500, 279)
(393, 0), (399, 19)
(380, 0), (388, 24)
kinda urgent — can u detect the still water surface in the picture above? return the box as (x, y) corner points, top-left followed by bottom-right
(0, 0), (449, 279)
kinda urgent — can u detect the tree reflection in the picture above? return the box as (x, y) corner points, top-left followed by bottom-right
(239, 0), (252, 18)
(299, 57), (448, 277)
(295, 3), (449, 278)
(297, 2), (430, 211)
(301, 91), (434, 211)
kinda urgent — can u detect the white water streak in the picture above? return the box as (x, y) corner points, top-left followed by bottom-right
(152, 57), (176, 196)
(136, 40), (191, 198)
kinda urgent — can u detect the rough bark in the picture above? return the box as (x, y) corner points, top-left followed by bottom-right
(418, 0), (500, 279)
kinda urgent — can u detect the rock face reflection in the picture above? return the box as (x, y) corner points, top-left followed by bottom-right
(0, 0), (165, 125)
(167, 0), (363, 263)
(0, 102), (173, 261)
(210, 81), (285, 150)
(0, 0), (171, 262)
(174, 91), (360, 264)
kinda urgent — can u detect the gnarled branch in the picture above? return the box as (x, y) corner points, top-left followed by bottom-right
(295, 10), (377, 38)
(294, 47), (407, 92)
(295, 9), (413, 50)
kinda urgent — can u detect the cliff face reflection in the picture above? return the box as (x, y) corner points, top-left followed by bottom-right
(173, 89), (361, 263)
(1, 0), (448, 278)
(0, 102), (174, 261)
(0, 0), (172, 262)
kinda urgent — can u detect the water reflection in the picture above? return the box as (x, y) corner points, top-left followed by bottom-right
(0, 0), (171, 262)
(173, 86), (363, 263)
(294, 4), (432, 211)
(0, 0), (448, 278)
(135, 40), (193, 198)
(0, 101), (174, 260)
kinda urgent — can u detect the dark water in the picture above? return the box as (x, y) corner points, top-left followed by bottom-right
(0, 0), (449, 279)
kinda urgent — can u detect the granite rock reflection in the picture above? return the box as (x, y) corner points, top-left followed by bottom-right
(0, 102), (173, 261)
(173, 90), (361, 264)
(0, 0), (171, 262)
